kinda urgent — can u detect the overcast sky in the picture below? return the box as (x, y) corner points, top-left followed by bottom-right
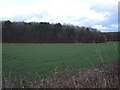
(0, 0), (119, 32)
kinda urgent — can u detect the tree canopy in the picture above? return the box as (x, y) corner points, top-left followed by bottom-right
(2, 20), (119, 43)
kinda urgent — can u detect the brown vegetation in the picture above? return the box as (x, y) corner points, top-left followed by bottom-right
(2, 63), (119, 88)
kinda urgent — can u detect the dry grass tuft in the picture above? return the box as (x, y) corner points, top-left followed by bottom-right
(2, 63), (119, 88)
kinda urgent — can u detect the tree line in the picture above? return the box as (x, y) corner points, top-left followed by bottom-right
(103, 32), (120, 41)
(2, 20), (119, 43)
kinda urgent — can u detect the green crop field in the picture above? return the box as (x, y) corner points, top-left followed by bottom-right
(2, 42), (119, 80)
